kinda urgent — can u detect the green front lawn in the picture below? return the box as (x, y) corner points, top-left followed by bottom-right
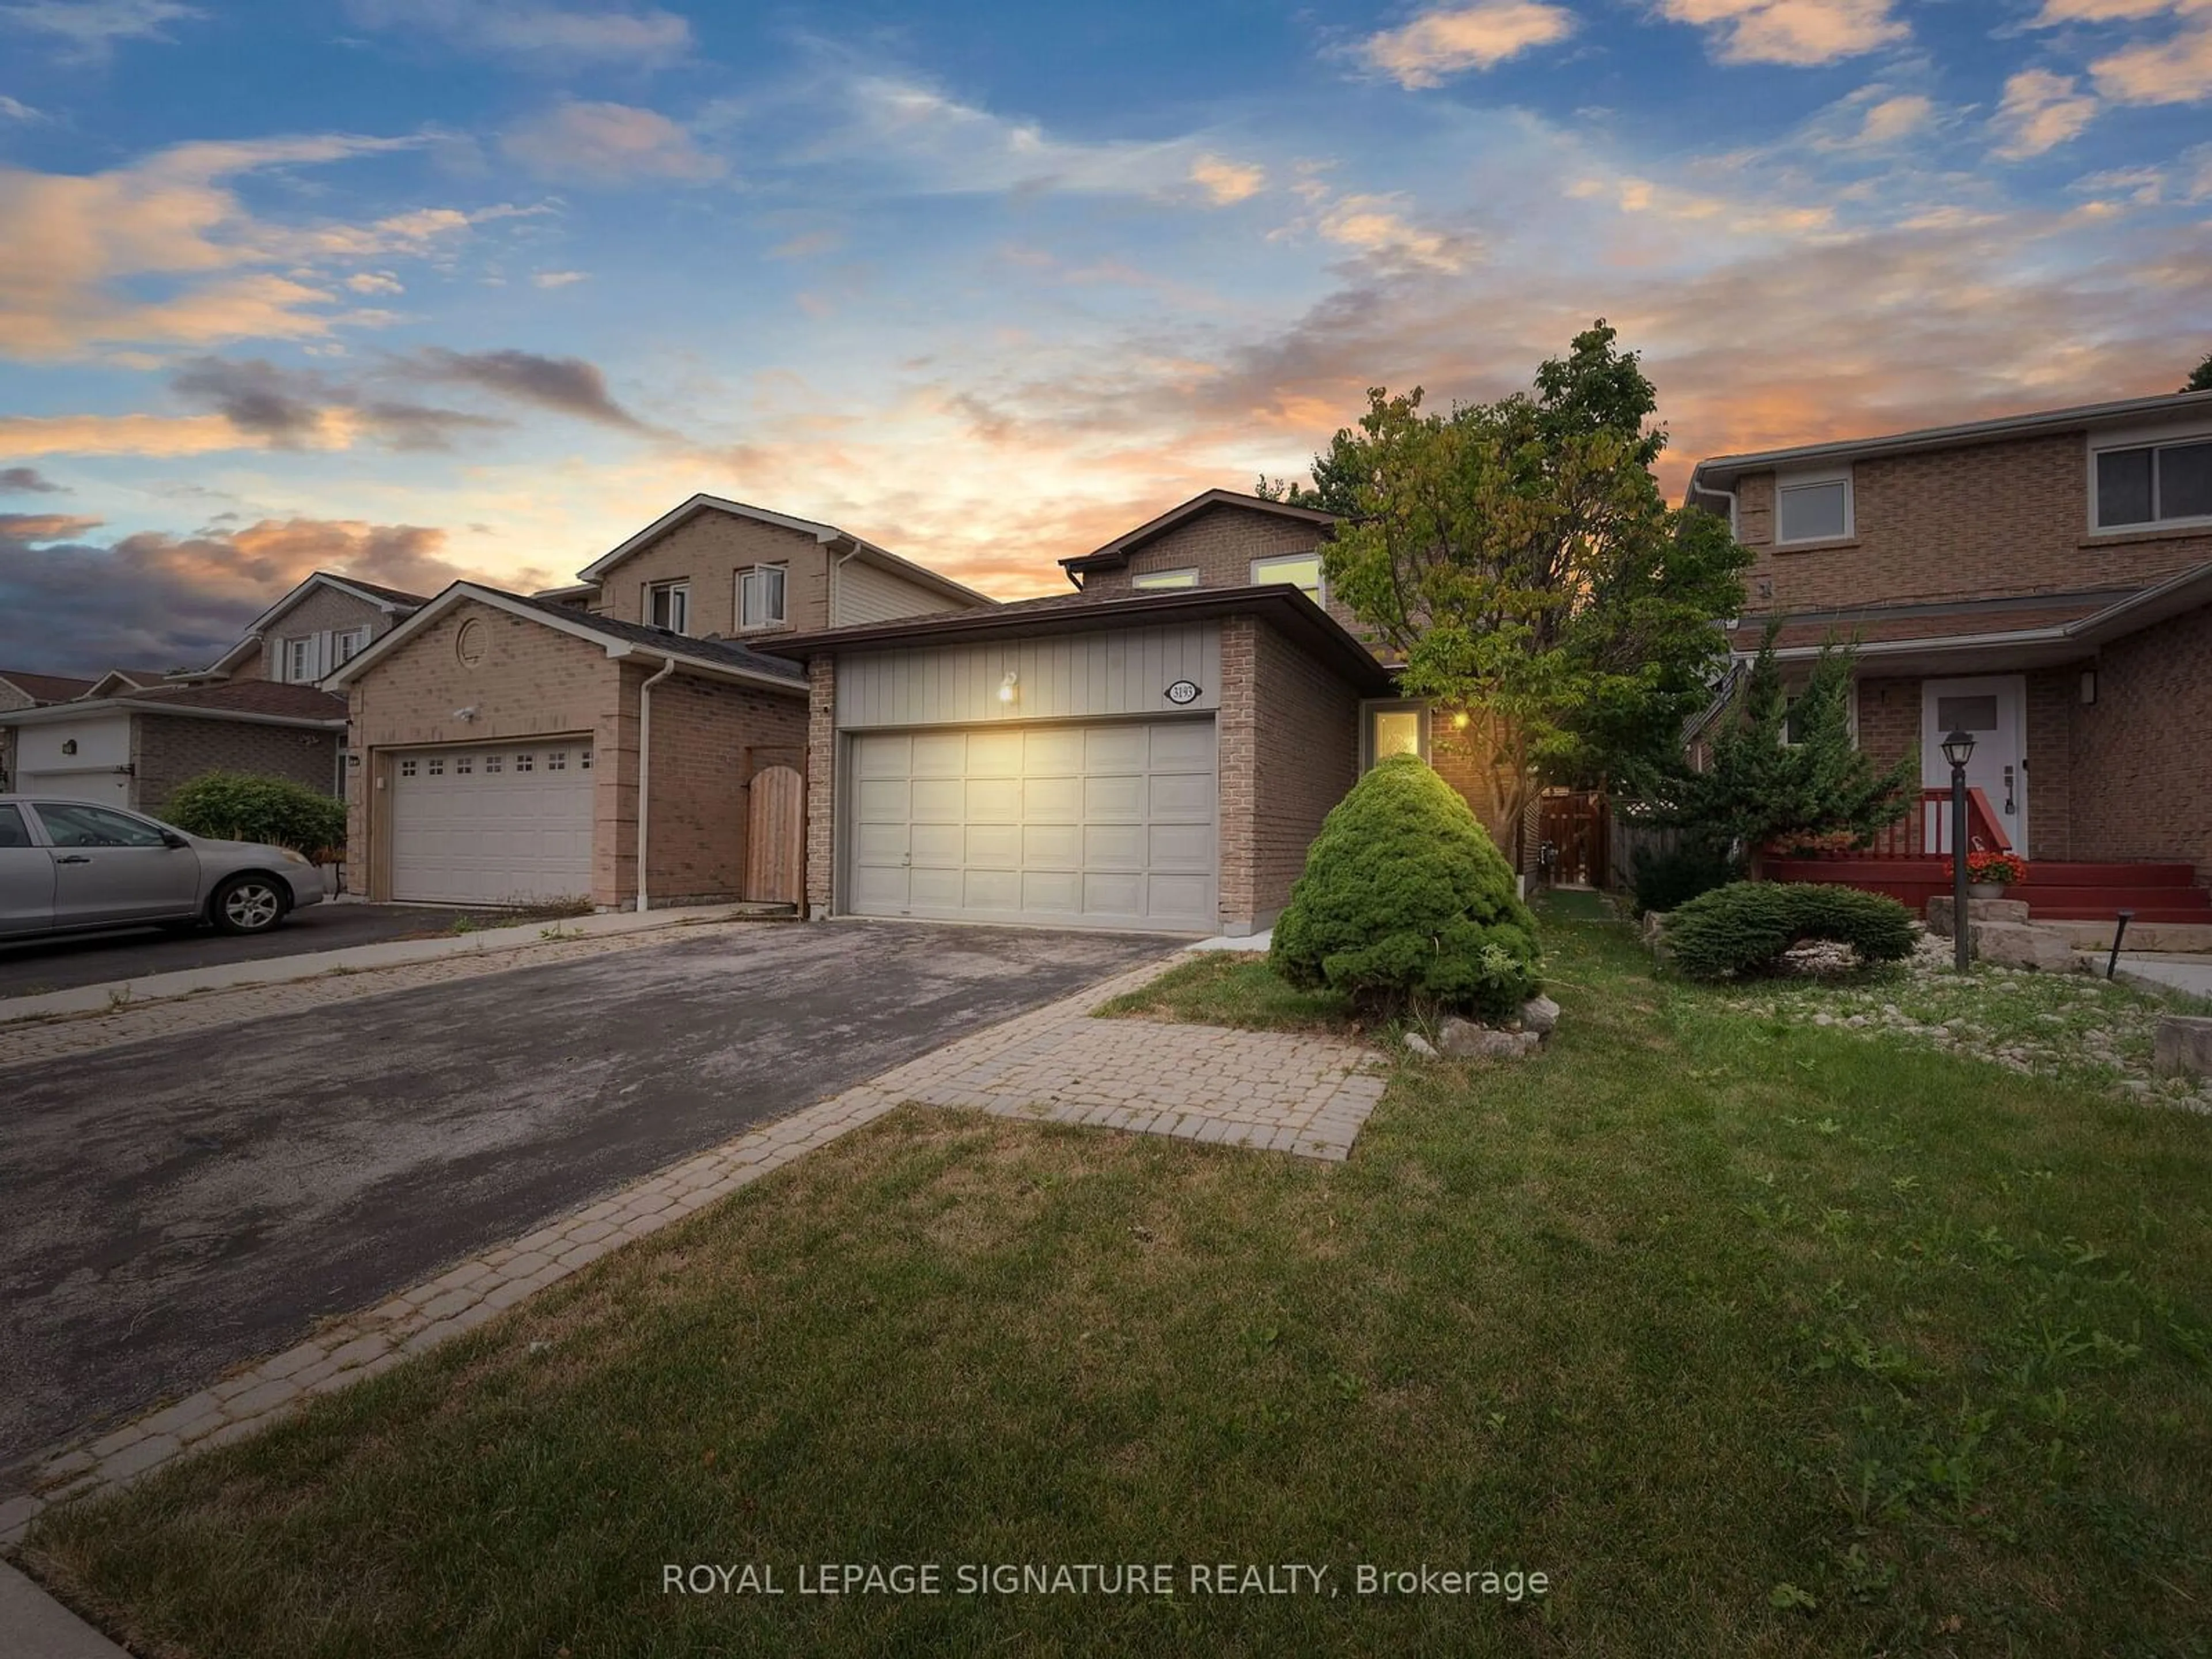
(19, 904), (2212, 1657)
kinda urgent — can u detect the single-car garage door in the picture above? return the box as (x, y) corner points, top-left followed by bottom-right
(848, 718), (1215, 931)
(389, 741), (594, 905)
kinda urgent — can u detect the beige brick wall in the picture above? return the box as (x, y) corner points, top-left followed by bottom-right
(804, 654), (837, 917)
(344, 600), (626, 905)
(2069, 604), (2212, 870)
(1736, 434), (2212, 619)
(1215, 620), (1257, 927)
(262, 585), (404, 681)
(642, 673), (806, 905)
(132, 715), (340, 816)
(592, 512), (831, 640)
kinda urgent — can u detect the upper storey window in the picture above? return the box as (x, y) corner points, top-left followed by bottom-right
(1774, 467), (1853, 545)
(1251, 551), (1323, 596)
(1132, 568), (1199, 590)
(647, 580), (690, 634)
(2094, 437), (2212, 530)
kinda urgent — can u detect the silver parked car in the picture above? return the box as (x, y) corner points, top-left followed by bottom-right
(0, 794), (325, 941)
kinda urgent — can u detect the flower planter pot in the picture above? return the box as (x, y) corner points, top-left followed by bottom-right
(1968, 882), (2007, 898)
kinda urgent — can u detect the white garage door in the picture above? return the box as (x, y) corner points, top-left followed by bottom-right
(848, 718), (1216, 931)
(14, 771), (129, 806)
(389, 741), (594, 906)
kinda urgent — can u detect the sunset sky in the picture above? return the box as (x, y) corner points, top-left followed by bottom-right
(2, 0), (2209, 669)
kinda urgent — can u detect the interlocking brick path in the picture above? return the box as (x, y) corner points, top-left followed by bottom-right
(1, 954), (1385, 1543)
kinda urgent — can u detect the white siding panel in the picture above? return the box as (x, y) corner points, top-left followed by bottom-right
(836, 624), (1221, 728)
(836, 559), (964, 627)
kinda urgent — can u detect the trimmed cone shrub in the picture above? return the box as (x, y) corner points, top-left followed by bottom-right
(1271, 754), (1541, 1022)
(163, 771), (346, 854)
(1665, 880), (1915, 981)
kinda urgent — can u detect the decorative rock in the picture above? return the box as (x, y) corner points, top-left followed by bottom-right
(1437, 1017), (1531, 1060)
(1404, 1032), (1438, 1059)
(1970, 921), (2077, 973)
(2154, 1015), (2212, 1079)
(1520, 995), (1561, 1036)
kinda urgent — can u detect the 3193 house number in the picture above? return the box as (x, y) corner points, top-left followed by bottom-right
(1164, 680), (1202, 706)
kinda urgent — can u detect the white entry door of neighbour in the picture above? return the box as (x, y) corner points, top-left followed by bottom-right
(1921, 675), (2027, 853)
(388, 740), (594, 905)
(847, 718), (1217, 931)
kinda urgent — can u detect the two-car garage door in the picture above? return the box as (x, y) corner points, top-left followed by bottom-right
(388, 740), (594, 905)
(848, 718), (1216, 931)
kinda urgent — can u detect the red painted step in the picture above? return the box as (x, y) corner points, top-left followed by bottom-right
(1764, 857), (2207, 923)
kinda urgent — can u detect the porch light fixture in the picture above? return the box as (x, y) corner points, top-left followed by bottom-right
(2080, 669), (2097, 706)
(1452, 711), (1469, 729)
(1943, 728), (1975, 974)
(998, 670), (1019, 705)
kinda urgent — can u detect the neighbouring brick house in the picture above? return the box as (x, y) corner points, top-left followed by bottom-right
(0, 681), (346, 815)
(1683, 386), (2212, 926)
(325, 496), (995, 910)
(200, 571), (429, 686)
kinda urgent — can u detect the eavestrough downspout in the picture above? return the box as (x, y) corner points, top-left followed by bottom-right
(635, 655), (679, 912)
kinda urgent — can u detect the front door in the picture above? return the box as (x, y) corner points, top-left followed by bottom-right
(1921, 676), (2027, 854)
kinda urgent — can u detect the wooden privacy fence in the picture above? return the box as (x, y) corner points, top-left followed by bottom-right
(744, 764), (805, 906)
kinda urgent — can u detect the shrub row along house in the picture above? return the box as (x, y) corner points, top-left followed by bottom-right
(9, 385), (2207, 934)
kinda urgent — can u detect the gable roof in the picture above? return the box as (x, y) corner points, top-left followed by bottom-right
(755, 582), (1395, 695)
(0, 679), (347, 730)
(82, 668), (179, 698)
(196, 570), (433, 677)
(0, 669), (96, 703)
(1686, 388), (2212, 503)
(1060, 489), (1340, 575)
(323, 581), (808, 694)
(571, 493), (996, 610)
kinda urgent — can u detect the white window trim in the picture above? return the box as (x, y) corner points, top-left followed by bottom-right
(645, 579), (691, 635)
(2086, 419), (2212, 536)
(1132, 567), (1202, 592)
(735, 563), (789, 631)
(283, 637), (317, 683)
(1250, 551), (1325, 600)
(1773, 465), (1855, 546)
(331, 627), (370, 666)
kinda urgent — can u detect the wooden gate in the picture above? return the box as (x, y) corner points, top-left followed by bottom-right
(744, 764), (805, 906)
(1539, 791), (1609, 888)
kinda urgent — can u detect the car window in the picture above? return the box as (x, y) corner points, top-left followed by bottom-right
(0, 804), (31, 849)
(32, 802), (171, 849)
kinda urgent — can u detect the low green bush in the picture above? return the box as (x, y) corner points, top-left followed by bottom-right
(1664, 880), (1915, 981)
(163, 771), (346, 855)
(1627, 838), (1741, 916)
(1271, 754), (1541, 1022)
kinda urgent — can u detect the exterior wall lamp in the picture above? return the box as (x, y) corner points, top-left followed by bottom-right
(1942, 728), (1976, 974)
(998, 671), (1018, 706)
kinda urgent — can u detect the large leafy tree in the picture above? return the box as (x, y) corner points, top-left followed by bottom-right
(1282, 322), (1751, 846)
(2186, 351), (2212, 393)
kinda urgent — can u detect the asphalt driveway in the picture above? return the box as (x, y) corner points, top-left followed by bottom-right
(0, 922), (1177, 1483)
(0, 903), (519, 1000)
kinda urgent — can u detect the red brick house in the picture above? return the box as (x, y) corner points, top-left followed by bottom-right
(1683, 387), (2212, 929)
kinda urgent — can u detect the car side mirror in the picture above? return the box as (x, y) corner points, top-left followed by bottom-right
(161, 830), (190, 849)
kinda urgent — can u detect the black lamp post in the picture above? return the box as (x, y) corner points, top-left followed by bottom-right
(1942, 727), (1977, 972)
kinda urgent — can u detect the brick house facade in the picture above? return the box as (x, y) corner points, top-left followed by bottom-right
(1688, 388), (2212, 878)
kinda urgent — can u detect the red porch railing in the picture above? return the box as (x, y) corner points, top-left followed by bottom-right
(1858, 787), (2012, 858)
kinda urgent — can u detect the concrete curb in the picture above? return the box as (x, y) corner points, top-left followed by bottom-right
(0, 904), (782, 1027)
(0, 1561), (130, 1659)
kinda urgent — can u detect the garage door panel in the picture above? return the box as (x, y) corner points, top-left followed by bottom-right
(1021, 823), (1080, 867)
(1085, 726), (1147, 770)
(965, 777), (1021, 820)
(845, 718), (1215, 930)
(1023, 775), (1081, 820)
(1083, 774), (1145, 821)
(390, 741), (593, 906)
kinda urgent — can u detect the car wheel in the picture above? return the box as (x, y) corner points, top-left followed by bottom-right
(210, 874), (287, 935)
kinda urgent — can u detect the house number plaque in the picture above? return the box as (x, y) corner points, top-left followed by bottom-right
(1164, 680), (1202, 705)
